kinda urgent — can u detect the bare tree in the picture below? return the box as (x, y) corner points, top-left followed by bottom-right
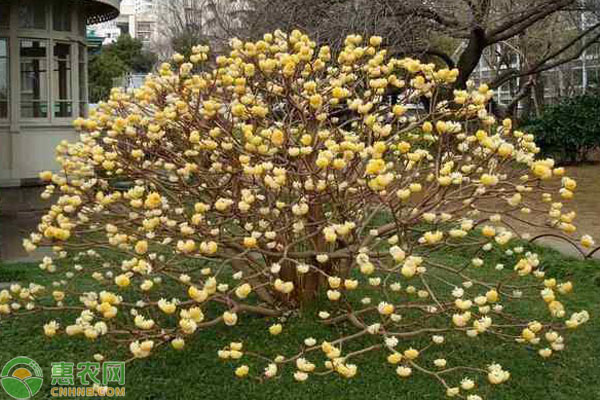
(153, 0), (209, 59)
(153, 0), (249, 57)
(155, 0), (600, 116)
(234, 0), (600, 116)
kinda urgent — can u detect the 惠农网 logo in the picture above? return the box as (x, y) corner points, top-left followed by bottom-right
(1, 357), (43, 399)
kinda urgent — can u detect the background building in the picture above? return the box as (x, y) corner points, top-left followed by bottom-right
(90, 0), (249, 58)
(90, 0), (157, 47)
(0, 0), (120, 187)
(471, 7), (600, 114)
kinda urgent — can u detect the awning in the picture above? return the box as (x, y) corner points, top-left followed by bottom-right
(82, 0), (121, 25)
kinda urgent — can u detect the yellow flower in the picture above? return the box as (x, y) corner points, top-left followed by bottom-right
(274, 279), (294, 294)
(327, 290), (341, 301)
(396, 366), (412, 377)
(328, 276), (341, 289)
(387, 352), (403, 364)
(403, 348), (419, 360)
(481, 226), (496, 237)
(235, 365), (249, 378)
(223, 311), (238, 326)
(134, 240), (148, 255)
(539, 348), (552, 358)
(144, 192), (162, 209)
(235, 283), (252, 299)
(309, 94), (323, 109)
(557, 281), (573, 294)
(199, 241), (218, 255)
(521, 328), (536, 341)
(422, 231), (444, 245)
(344, 279), (358, 290)
(52, 291), (65, 301)
(271, 129), (285, 146)
(365, 159), (385, 175)
(532, 161), (553, 180)
(377, 302), (394, 315)
(177, 240), (196, 254)
(269, 323), (283, 335)
(43, 321), (59, 337)
(581, 235), (595, 248)
(158, 299), (176, 314)
(560, 188), (573, 199)
(486, 289), (499, 303)
(360, 262), (375, 275)
(435, 121), (447, 133)
(497, 143), (514, 157)
(422, 121), (433, 133)
(115, 274), (131, 288)
(243, 237), (258, 248)
(294, 371), (309, 381)
(179, 318), (197, 334)
(434, 358), (447, 368)
(562, 177), (577, 191)
(369, 36), (383, 46)
(331, 87), (348, 99)
(39, 171), (53, 181)
(480, 174), (499, 186)
(130, 340), (154, 358)
(171, 338), (185, 350)
(188, 286), (208, 302)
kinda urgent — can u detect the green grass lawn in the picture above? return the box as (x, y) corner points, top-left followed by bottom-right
(1, 244), (599, 400)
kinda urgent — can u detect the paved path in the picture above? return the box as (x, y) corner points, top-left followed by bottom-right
(522, 164), (600, 260)
(0, 187), (53, 263)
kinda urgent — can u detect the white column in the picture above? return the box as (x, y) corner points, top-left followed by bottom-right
(9, 0), (19, 133)
(580, 8), (588, 92)
(129, 15), (136, 37)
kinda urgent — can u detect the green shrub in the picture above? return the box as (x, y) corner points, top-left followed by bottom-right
(524, 94), (600, 164)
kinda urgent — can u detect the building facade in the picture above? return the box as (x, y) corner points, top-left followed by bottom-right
(90, 0), (156, 47)
(90, 0), (249, 58)
(0, 0), (120, 187)
(471, 8), (600, 112)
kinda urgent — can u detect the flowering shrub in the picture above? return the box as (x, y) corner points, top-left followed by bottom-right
(3, 31), (593, 397)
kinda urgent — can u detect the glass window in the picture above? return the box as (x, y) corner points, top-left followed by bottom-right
(20, 39), (48, 118)
(0, 2), (10, 29)
(19, 1), (46, 30)
(78, 44), (87, 117)
(53, 1), (72, 32)
(117, 22), (129, 35)
(53, 42), (72, 118)
(0, 39), (7, 119)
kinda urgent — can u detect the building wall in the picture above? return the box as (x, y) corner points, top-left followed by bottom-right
(0, 0), (119, 187)
(0, 125), (76, 186)
(471, 9), (600, 111)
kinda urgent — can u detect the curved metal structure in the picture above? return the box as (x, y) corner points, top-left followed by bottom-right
(82, 0), (121, 24)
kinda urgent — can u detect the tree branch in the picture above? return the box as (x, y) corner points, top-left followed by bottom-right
(490, 22), (600, 89)
(487, 0), (575, 44)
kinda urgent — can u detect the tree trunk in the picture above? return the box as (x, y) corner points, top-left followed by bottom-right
(455, 27), (487, 89)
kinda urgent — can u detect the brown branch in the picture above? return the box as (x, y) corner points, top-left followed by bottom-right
(487, 0), (575, 44)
